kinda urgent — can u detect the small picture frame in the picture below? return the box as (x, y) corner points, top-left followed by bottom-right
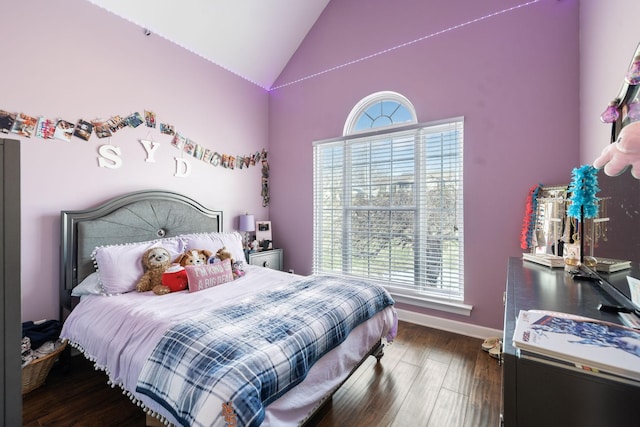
(255, 220), (273, 251)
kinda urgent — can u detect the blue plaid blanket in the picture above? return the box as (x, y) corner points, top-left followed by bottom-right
(135, 275), (394, 427)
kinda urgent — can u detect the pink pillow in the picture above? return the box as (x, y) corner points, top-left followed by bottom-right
(92, 238), (185, 295)
(185, 259), (234, 292)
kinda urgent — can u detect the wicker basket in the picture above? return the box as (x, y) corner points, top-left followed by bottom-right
(22, 341), (67, 394)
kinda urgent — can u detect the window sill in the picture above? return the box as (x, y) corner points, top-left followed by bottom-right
(389, 291), (472, 316)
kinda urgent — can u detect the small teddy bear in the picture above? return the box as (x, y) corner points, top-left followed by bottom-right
(215, 247), (245, 278)
(136, 246), (172, 293)
(215, 247), (233, 263)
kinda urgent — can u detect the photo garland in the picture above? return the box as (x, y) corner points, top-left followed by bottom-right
(0, 108), (270, 206)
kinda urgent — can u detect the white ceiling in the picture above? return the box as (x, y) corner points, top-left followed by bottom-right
(86, 0), (330, 89)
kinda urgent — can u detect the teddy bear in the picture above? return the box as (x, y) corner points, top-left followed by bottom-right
(214, 246), (233, 263)
(593, 121), (640, 179)
(149, 249), (215, 295)
(136, 246), (172, 294)
(215, 246), (245, 278)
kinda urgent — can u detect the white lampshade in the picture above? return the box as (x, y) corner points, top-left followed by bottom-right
(238, 214), (255, 232)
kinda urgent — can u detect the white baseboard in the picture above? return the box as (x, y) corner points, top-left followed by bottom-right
(396, 308), (503, 340)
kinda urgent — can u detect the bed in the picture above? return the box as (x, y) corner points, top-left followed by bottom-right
(59, 190), (398, 427)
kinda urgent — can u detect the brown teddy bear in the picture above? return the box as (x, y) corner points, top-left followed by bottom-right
(215, 247), (245, 278)
(136, 246), (172, 294)
(215, 247), (233, 263)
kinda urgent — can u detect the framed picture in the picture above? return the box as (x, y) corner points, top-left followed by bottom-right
(255, 220), (273, 251)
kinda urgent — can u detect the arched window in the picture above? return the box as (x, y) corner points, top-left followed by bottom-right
(344, 91), (417, 135)
(313, 92), (467, 313)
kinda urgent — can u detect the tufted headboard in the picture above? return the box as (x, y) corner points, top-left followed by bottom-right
(60, 190), (222, 313)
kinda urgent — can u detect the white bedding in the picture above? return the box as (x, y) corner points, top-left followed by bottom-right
(61, 265), (397, 426)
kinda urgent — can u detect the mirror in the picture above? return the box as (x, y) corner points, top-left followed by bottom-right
(592, 169), (640, 264)
(587, 42), (640, 313)
(609, 42), (640, 142)
(529, 185), (569, 256)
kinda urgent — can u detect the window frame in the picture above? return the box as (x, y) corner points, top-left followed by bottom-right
(344, 91), (418, 135)
(314, 110), (470, 315)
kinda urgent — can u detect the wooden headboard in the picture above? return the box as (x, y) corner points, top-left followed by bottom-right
(60, 190), (222, 314)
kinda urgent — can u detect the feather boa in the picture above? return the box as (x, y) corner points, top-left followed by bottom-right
(520, 184), (542, 250)
(567, 165), (600, 219)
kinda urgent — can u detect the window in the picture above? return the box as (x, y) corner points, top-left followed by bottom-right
(313, 92), (465, 308)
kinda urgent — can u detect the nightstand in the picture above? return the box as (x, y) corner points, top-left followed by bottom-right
(248, 248), (282, 271)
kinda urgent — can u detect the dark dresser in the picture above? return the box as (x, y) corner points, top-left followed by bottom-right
(501, 257), (640, 426)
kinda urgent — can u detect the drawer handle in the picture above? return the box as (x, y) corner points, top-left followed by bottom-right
(263, 261), (271, 268)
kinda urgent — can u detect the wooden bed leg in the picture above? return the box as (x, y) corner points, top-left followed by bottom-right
(372, 342), (385, 362)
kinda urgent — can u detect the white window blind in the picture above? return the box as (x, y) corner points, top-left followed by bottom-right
(313, 118), (464, 300)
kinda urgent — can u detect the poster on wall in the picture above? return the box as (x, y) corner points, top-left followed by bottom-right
(54, 120), (74, 142)
(11, 113), (37, 137)
(0, 110), (16, 133)
(74, 119), (93, 141)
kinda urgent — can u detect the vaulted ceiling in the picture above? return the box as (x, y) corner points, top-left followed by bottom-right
(86, 0), (330, 89)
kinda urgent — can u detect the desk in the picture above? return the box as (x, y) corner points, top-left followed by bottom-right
(501, 257), (640, 426)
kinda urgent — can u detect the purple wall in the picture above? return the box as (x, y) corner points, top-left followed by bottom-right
(1, 0), (581, 330)
(269, 0), (580, 329)
(1, 0), (270, 322)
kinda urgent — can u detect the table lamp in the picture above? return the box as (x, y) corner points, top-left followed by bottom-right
(238, 213), (255, 249)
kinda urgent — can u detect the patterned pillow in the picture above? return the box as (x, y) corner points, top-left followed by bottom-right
(92, 237), (185, 295)
(185, 259), (234, 292)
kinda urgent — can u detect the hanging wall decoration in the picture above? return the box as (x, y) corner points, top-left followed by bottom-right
(261, 151), (270, 207)
(140, 138), (160, 163)
(126, 112), (144, 128)
(35, 117), (56, 139)
(53, 120), (74, 142)
(0, 107), (269, 200)
(11, 113), (38, 137)
(73, 119), (93, 141)
(144, 110), (156, 128)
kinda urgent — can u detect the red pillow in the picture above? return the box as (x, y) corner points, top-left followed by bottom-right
(161, 264), (189, 292)
(185, 259), (234, 292)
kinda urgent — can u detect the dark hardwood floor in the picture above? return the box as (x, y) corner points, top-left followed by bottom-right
(22, 321), (502, 426)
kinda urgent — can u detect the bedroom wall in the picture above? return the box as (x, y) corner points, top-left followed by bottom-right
(268, 0), (581, 330)
(1, 0), (270, 322)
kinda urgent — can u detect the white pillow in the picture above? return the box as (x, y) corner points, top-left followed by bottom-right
(71, 272), (102, 296)
(92, 237), (185, 295)
(180, 232), (246, 264)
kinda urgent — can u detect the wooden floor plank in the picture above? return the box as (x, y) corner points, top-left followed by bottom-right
(463, 350), (503, 427)
(427, 388), (469, 427)
(442, 334), (482, 396)
(390, 358), (449, 427)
